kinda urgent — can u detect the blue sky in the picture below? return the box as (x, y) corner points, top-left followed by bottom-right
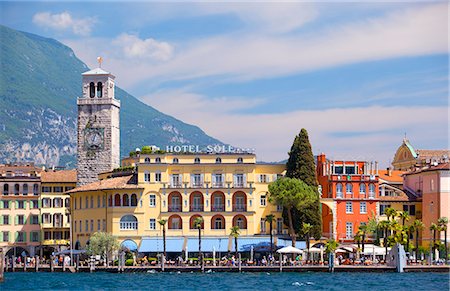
(1, 1), (448, 165)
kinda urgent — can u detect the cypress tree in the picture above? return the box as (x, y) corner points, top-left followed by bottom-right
(283, 128), (322, 239)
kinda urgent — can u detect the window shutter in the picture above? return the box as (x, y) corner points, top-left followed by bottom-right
(39, 215), (42, 224)
(201, 174), (204, 184)
(15, 201), (18, 209)
(0, 201), (3, 209)
(15, 231), (18, 241)
(243, 174), (247, 186)
(8, 231), (10, 242)
(0, 215), (3, 225)
(273, 174), (278, 181)
(258, 175), (261, 183)
(24, 200), (28, 209)
(233, 174), (237, 185)
(212, 174), (216, 184)
(15, 215), (18, 225)
(37, 231), (40, 242)
(23, 232), (27, 242)
(24, 215), (27, 225)
(190, 174), (194, 185)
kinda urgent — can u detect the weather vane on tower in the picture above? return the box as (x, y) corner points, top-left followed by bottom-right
(97, 56), (103, 68)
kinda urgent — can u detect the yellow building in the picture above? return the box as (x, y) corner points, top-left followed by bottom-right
(69, 152), (287, 253)
(40, 170), (76, 253)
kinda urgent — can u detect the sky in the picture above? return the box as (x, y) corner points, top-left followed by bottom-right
(1, 1), (448, 166)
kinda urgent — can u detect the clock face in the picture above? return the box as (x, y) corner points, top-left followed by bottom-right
(84, 128), (104, 150)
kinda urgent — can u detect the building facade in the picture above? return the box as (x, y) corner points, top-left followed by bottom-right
(77, 66), (120, 186)
(317, 154), (379, 242)
(69, 152), (287, 252)
(0, 164), (42, 257)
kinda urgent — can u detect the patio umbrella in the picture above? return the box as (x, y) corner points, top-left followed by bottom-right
(276, 246), (303, 254)
(213, 247), (216, 266)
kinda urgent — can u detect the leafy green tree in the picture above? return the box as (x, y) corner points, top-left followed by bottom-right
(265, 214), (275, 255)
(413, 219), (425, 263)
(438, 217), (448, 261)
(194, 217), (204, 262)
(301, 222), (313, 261)
(158, 219), (167, 258)
(86, 232), (119, 266)
(230, 226), (240, 258)
(283, 128), (322, 239)
(268, 177), (317, 247)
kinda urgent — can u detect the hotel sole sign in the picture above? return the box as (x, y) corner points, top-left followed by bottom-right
(165, 144), (255, 154)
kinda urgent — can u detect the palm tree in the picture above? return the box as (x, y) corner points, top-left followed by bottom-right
(438, 217), (448, 262)
(302, 222), (313, 261)
(358, 224), (368, 253)
(379, 220), (390, 257)
(399, 211), (410, 226)
(265, 214), (275, 256)
(384, 207), (397, 222)
(194, 217), (204, 262)
(406, 225), (414, 253)
(413, 219), (424, 263)
(230, 226), (240, 258)
(430, 223), (439, 262)
(158, 219), (167, 259)
(354, 231), (362, 256)
(325, 238), (339, 254)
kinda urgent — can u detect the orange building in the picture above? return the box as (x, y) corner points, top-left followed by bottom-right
(317, 154), (379, 243)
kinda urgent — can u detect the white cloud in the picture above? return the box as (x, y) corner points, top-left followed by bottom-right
(32, 11), (96, 36)
(112, 33), (174, 61)
(144, 89), (448, 166)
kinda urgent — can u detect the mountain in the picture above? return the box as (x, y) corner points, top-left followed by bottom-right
(0, 25), (223, 168)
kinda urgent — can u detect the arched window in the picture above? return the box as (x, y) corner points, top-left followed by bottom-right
(211, 215), (225, 229)
(89, 82), (95, 98)
(173, 158), (179, 164)
(168, 192), (182, 212)
(121, 239), (138, 252)
(233, 215), (247, 229)
(3, 184), (8, 195)
(96, 82), (103, 97)
(194, 157), (200, 164)
(33, 184), (39, 195)
(215, 157), (222, 164)
(336, 183), (343, 198)
(122, 194), (130, 206)
(144, 171), (150, 182)
(211, 192), (225, 211)
(346, 183), (353, 194)
(145, 157), (150, 163)
(155, 157), (161, 163)
(190, 192), (204, 212)
(65, 198), (70, 208)
(359, 183), (366, 194)
(237, 157), (243, 163)
(22, 184), (28, 195)
(130, 194), (138, 206)
(232, 191), (247, 212)
(120, 215), (138, 230)
(108, 195), (113, 207)
(168, 214), (182, 229)
(369, 184), (375, 198)
(14, 184), (19, 195)
(114, 194), (121, 207)
(190, 215), (204, 229)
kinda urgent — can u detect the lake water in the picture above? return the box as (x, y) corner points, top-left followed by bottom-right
(1, 271), (448, 290)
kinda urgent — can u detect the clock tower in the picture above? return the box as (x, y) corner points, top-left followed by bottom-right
(77, 61), (120, 186)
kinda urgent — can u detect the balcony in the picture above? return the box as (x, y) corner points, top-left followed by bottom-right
(168, 204), (182, 212)
(169, 183), (183, 189)
(233, 204), (247, 212)
(211, 182), (224, 188)
(42, 239), (69, 246)
(211, 204), (225, 212)
(191, 183), (203, 188)
(233, 183), (246, 188)
(190, 204), (204, 212)
(120, 221), (138, 230)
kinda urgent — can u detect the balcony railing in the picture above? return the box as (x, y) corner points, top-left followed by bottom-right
(190, 205), (204, 212)
(212, 182), (224, 188)
(170, 183), (183, 188)
(120, 222), (138, 230)
(211, 204), (225, 212)
(233, 204), (247, 212)
(233, 183), (246, 188)
(191, 183), (203, 188)
(168, 204), (182, 212)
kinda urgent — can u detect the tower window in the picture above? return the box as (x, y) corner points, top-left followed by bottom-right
(89, 82), (95, 98)
(97, 82), (103, 97)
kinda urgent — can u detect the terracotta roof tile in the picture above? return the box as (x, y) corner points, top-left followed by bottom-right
(67, 175), (142, 193)
(41, 170), (77, 183)
(405, 162), (450, 175)
(416, 149), (449, 159)
(377, 169), (404, 183)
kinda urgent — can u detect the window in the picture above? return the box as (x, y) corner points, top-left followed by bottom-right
(260, 219), (266, 233)
(346, 222), (353, 239)
(31, 232), (39, 242)
(234, 174), (244, 188)
(3, 184), (9, 195)
(336, 183), (343, 198)
(403, 204), (416, 215)
(149, 219), (156, 230)
(171, 174), (181, 188)
(192, 174), (202, 187)
(53, 198), (62, 208)
(30, 215), (39, 225)
(215, 157), (222, 164)
(90, 196), (94, 208)
(120, 215), (138, 230)
(277, 204), (283, 212)
(155, 172), (161, 182)
(79, 220), (82, 232)
(380, 204), (391, 215)
(122, 194), (130, 207)
(345, 166), (356, 175)
(213, 216), (224, 229)
(89, 82), (95, 97)
(155, 157), (161, 163)
(260, 195), (266, 206)
(2, 215), (9, 225)
(85, 220), (89, 232)
(369, 184), (375, 198)
(91, 220), (94, 232)
(74, 198), (77, 209)
(97, 82), (103, 97)
(2, 231), (9, 242)
(22, 184), (28, 195)
(33, 184), (39, 195)
(346, 202), (353, 214)
(97, 196), (100, 208)
(42, 213), (51, 224)
(17, 201), (25, 209)
(277, 218), (283, 234)
(212, 174), (224, 188)
(65, 186), (74, 192)
(42, 198), (51, 208)
(17, 232), (25, 242)
(360, 202), (367, 214)
(237, 157), (243, 163)
(259, 174), (268, 183)
(359, 183), (366, 194)
(103, 219), (106, 231)
(42, 186), (51, 193)
(170, 216), (181, 229)
(114, 194), (121, 207)
(17, 215), (25, 225)
(149, 195), (156, 207)
(86, 197), (89, 208)
(130, 194), (138, 206)
(14, 184), (19, 195)
(145, 157), (151, 163)
(346, 183), (353, 194)
(194, 157), (200, 164)
(144, 171), (150, 182)
(334, 166), (344, 174)
(173, 158), (179, 164)
(30, 200), (39, 209)
(53, 186), (63, 193)
(1, 200), (10, 209)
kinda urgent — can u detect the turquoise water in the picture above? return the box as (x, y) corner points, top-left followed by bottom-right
(1, 272), (448, 290)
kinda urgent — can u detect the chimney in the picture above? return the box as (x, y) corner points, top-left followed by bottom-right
(387, 167), (392, 177)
